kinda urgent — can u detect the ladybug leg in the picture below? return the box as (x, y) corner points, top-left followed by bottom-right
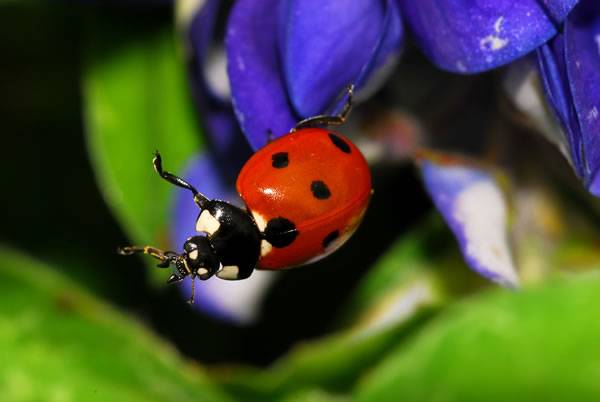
(152, 151), (210, 208)
(117, 245), (179, 268)
(293, 85), (354, 131)
(187, 276), (197, 304)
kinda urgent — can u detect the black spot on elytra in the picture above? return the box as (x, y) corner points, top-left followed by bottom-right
(328, 133), (351, 154)
(271, 152), (289, 168)
(264, 217), (298, 248)
(322, 230), (339, 249)
(311, 180), (331, 200)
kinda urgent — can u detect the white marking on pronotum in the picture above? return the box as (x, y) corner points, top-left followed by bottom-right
(198, 268), (209, 276)
(250, 212), (273, 257)
(452, 181), (519, 286)
(188, 250), (199, 260)
(251, 211), (268, 231)
(216, 265), (240, 280)
(196, 210), (220, 235)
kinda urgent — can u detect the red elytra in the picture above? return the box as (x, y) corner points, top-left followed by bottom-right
(237, 127), (372, 270)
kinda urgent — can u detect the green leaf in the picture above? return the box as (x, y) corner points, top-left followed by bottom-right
(339, 214), (490, 341)
(83, 15), (202, 249)
(216, 318), (431, 402)
(215, 217), (470, 401)
(279, 389), (350, 402)
(355, 274), (600, 402)
(0, 247), (231, 402)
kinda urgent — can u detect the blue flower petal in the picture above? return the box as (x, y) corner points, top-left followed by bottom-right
(171, 153), (276, 324)
(399, 0), (579, 73)
(179, 271), (277, 325)
(281, 0), (404, 117)
(226, 0), (297, 150)
(185, 0), (220, 99)
(185, 0), (252, 169)
(536, 0), (600, 195)
(419, 153), (519, 287)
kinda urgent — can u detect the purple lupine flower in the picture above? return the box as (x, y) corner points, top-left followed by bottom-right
(399, 0), (579, 73)
(226, 0), (404, 150)
(170, 0), (275, 323)
(419, 152), (518, 287)
(536, 0), (600, 195)
(173, 0), (587, 320)
(223, 0), (576, 287)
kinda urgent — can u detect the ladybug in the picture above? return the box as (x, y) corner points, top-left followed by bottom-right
(118, 87), (372, 303)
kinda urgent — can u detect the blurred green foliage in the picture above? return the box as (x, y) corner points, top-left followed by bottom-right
(0, 248), (230, 402)
(83, 14), (202, 253)
(356, 274), (600, 402)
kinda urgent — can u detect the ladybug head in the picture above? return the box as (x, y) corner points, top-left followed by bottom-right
(117, 235), (221, 304)
(181, 236), (220, 280)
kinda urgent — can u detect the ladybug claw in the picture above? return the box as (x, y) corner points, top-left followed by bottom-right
(167, 274), (183, 284)
(117, 246), (132, 255)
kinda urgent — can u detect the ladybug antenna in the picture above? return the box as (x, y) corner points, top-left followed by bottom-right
(293, 84), (354, 131)
(118, 245), (197, 303)
(152, 151), (209, 208)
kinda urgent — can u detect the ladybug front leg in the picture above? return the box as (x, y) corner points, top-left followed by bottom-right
(293, 85), (354, 131)
(152, 151), (210, 209)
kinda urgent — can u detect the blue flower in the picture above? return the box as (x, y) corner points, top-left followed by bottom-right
(226, 0), (578, 149)
(173, 0), (589, 321)
(536, 0), (600, 196)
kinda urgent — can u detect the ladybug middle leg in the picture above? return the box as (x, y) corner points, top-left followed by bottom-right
(293, 85), (354, 131)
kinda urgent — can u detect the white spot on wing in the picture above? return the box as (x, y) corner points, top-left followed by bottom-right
(453, 181), (519, 286)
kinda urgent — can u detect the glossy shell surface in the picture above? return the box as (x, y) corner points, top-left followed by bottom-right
(236, 128), (372, 269)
